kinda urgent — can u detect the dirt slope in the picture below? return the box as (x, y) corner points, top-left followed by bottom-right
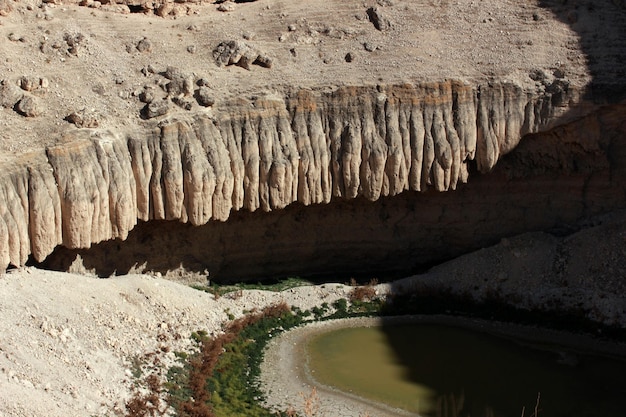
(1, 0), (606, 156)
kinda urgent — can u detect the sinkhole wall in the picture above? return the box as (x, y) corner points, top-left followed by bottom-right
(1, 80), (625, 279)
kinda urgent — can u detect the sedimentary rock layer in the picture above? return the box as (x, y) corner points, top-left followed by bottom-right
(0, 80), (584, 270)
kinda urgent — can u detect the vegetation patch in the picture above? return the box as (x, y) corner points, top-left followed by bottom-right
(123, 280), (391, 417)
(123, 278), (626, 417)
(192, 277), (313, 299)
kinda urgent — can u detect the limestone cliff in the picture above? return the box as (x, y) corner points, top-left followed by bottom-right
(0, 79), (598, 271)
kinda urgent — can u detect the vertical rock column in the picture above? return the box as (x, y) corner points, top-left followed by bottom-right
(46, 130), (137, 249)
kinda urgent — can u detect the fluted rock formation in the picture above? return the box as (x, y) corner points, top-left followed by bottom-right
(0, 80), (583, 270)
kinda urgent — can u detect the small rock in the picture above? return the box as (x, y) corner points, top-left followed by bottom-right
(19, 76), (40, 91)
(197, 78), (210, 87)
(8, 32), (20, 42)
(0, 81), (24, 108)
(172, 96), (193, 110)
(64, 32), (85, 55)
(532, 12), (541, 21)
(144, 100), (169, 119)
(288, 24), (296, 31)
(363, 42), (376, 52)
(166, 76), (194, 96)
(164, 66), (183, 80)
(254, 54), (272, 68)
(345, 52), (354, 63)
(16, 95), (42, 117)
(136, 37), (152, 53)
(138, 88), (154, 104)
(65, 110), (99, 128)
(195, 86), (215, 107)
(187, 44), (197, 54)
(366, 7), (392, 31)
(217, 1), (235, 12)
(213, 40), (272, 70)
(91, 82), (106, 95)
(242, 31), (255, 41)
(289, 47), (297, 57)
(155, 2), (173, 17)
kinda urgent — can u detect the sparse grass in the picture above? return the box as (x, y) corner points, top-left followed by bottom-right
(191, 277), (313, 298)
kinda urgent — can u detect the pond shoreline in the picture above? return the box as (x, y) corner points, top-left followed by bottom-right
(260, 315), (626, 417)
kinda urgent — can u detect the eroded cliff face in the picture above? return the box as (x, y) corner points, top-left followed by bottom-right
(0, 79), (615, 273)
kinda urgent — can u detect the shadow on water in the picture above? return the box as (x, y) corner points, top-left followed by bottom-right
(305, 319), (626, 417)
(376, 2), (626, 416)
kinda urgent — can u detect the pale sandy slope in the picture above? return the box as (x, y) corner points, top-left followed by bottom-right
(0, 269), (355, 417)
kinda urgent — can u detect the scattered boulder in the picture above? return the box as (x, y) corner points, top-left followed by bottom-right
(19, 76), (48, 92)
(155, 2), (173, 17)
(363, 42), (377, 52)
(7, 32), (23, 42)
(65, 110), (99, 128)
(197, 78), (210, 87)
(217, 1), (235, 12)
(138, 88), (155, 104)
(0, 81), (24, 108)
(63, 33), (86, 56)
(213, 40), (272, 70)
(144, 100), (169, 119)
(172, 96), (194, 110)
(136, 37), (152, 53)
(367, 7), (392, 31)
(162, 66), (194, 96)
(195, 87), (215, 107)
(163, 66), (184, 80)
(16, 95), (42, 117)
(166, 77), (194, 97)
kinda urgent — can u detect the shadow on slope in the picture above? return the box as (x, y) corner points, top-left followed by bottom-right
(376, 2), (626, 416)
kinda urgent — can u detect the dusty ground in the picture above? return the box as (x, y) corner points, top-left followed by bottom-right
(1, 0), (613, 158)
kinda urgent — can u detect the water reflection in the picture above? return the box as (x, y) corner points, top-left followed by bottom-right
(306, 323), (626, 417)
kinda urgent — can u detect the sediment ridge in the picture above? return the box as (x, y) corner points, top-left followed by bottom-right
(0, 79), (588, 270)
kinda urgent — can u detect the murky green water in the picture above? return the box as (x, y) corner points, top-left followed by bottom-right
(306, 323), (626, 417)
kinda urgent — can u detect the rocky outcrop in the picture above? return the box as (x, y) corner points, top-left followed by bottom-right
(0, 79), (598, 271)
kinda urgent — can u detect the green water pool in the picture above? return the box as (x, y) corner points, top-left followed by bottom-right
(306, 323), (626, 417)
